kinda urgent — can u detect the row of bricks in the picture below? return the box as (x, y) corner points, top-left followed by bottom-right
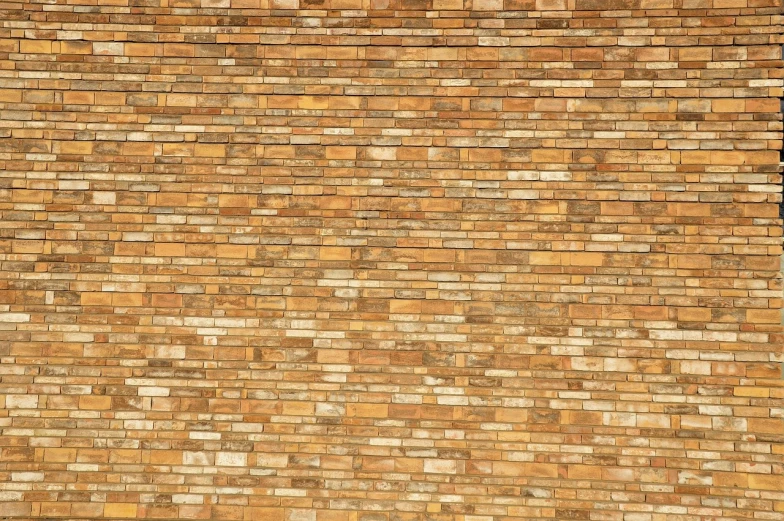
(4, 239), (780, 260)
(9, 494), (783, 520)
(9, 40), (778, 61)
(3, 34), (779, 51)
(5, 136), (778, 151)
(3, 91), (778, 114)
(3, 288), (781, 313)
(4, 457), (782, 482)
(3, 92), (781, 109)
(5, 7), (776, 22)
(3, 0), (696, 13)
(9, 394), (782, 425)
(8, 144), (779, 165)
(3, 188), (779, 203)
(1, 327), (777, 346)
(2, 84), (780, 101)
(3, 234), (780, 259)
(2, 187), (779, 203)
(12, 289), (781, 319)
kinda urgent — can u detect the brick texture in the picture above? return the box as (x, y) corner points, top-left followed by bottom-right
(1, 0), (783, 520)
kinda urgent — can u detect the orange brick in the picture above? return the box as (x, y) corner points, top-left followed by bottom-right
(216, 244), (248, 258)
(712, 99), (745, 112)
(155, 243), (186, 257)
(79, 396), (111, 409)
(746, 309), (780, 324)
(57, 141), (93, 154)
(112, 293), (143, 307)
(44, 448), (77, 462)
(320, 247), (351, 260)
(568, 252), (603, 266)
(81, 293), (112, 306)
(123, 142), (155, 156)
(326, 147), (357, 160)
(348, 404), (388, 418)
(20, 40), (52, 54)
(63, 91), (95, 105)
(126, 43), (157, 56)
(194, 144), (226, 157)
(244, 508), (284, 521)
(0, 89), (22, 102)
(105, 504), (138, 518)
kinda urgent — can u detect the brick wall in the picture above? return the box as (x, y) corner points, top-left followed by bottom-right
(1, 0), (783, 519)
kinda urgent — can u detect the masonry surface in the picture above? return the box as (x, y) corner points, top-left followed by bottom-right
(0, 0), (783, 519)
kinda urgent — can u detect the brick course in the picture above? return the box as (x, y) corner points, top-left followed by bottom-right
(1, 0), (783, 519)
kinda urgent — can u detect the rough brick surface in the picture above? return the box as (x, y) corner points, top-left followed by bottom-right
(1, 0), (783, 519)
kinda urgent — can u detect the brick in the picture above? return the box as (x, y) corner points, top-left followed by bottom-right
(712, 99), (745, 113)
(20, 40), (52, 54)
(320, 247), (351, 260)
(216, 244), (248, 258)
(79, 396), (111, 409)
(348, 404), (388, 418)
(155, 243), (186, 257)
(81, 292), (112, 306)
(93, 42), (124, 55)
(0, 89), (22, 102)
(126, 43), (157, 56)
(64, 91), (96, 105)
(326, 147), (357, 160)
(245, 508), (284, 521)
(2, 5), (781, 521)
(105, 504), (138, 518)
(55, 142), (92, 156)
(62, 41), (93, 54)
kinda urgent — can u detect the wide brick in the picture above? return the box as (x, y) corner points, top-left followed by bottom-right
(20, 40), (52, 54)
(105, 504), (137, 518)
